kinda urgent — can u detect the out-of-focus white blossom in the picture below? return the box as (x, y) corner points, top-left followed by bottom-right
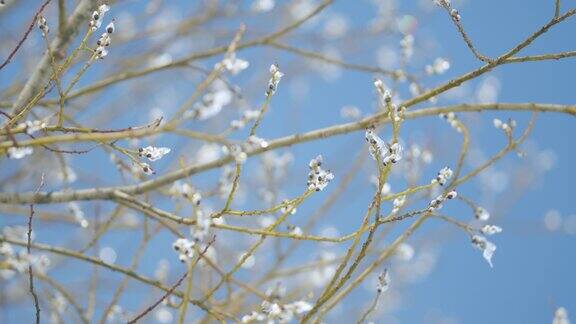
(553, 307), (571, 324)
(340, 105), (362, 119)
(7, 147), (33, 159)
(425, 57), (450, 75)
(67, 202), (89, 228)
(220, 52), (249, 75)
(251, 0), (275, 12)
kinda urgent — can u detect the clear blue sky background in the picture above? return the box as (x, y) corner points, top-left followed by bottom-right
(1, 0), (575, 323)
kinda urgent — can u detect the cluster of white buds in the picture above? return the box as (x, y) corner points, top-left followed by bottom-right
(439, 112), (463, 132)
(67, 202), (89, 228)
(135, 146), (171, 175)
(400, 34), (414, 61)
(493, 118), (516, 133)
(245, 135), (269, 150)
(0, 242), (51, 278)
(7, 147), (33, 159)
(95, 21), (115, 59)
(219, 52), (249, 75)
(374, 79), (392, 104)
(241, 299), (312, 323)
(89, 4), (110, 31)
(230, 110), (261, 130)
(19, 120), (47, 135)
(265, 63), (284, 96)
(475, 206), (490, 221)
(169, 181), (202, 205)
(37, 16), (49, 34)
(138, 146), (171, 162)
(307, 155), (334, 192)
(480, 224), (502, 235)
(471, 234), (496, 267)
(433, 166), (453, 186)
(428, 190), (457, 211)
(553, 307), (570, 324)
(391, 195), (406, 215)
(434, 0), (460, 20)
(223, 144), (247, 164)
(365, 128), (403, 166)
(172, 238), (195, 262)
(425, 57), (451, 75)
(376, 269), (391, 293)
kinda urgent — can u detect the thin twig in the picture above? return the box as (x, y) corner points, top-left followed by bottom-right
(0, 0), (53, 71)
(27, 174), (46, 324)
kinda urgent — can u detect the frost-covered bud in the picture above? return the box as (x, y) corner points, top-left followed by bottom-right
(172, 238), (195, 262)
(428, 197), (443, 211)
(374, 78), (392, 103)
(481, 224), (502, 235)
(141, 163), (155, 175)
(446, 190), (457, 199)
(280, 200), (297, 215)
(434, 0), (451, 8)
(89, 4), (110, 31)
(377, 269), (390, 293)
(493, 118), (515, 133)
(266, 63), (284, 96)
(433, 166), (453, 185)
(138, 146), (171, 161)
(439, 112), (463, 132)
(428, 190), (457, 210)
(37, 16), (49, 33)
(471, 235), (496, 267)
(106, 21), (115, 34)
(95, 46), (108, 59)
(97, 32), (111, 47)
(475, 207), (490, 221)
(383, 142), (403, 165)
(307, 155), (334, 192)
(450, 8), (461, 21)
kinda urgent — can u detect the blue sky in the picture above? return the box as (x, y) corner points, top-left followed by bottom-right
(1, 0), (575, 323)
